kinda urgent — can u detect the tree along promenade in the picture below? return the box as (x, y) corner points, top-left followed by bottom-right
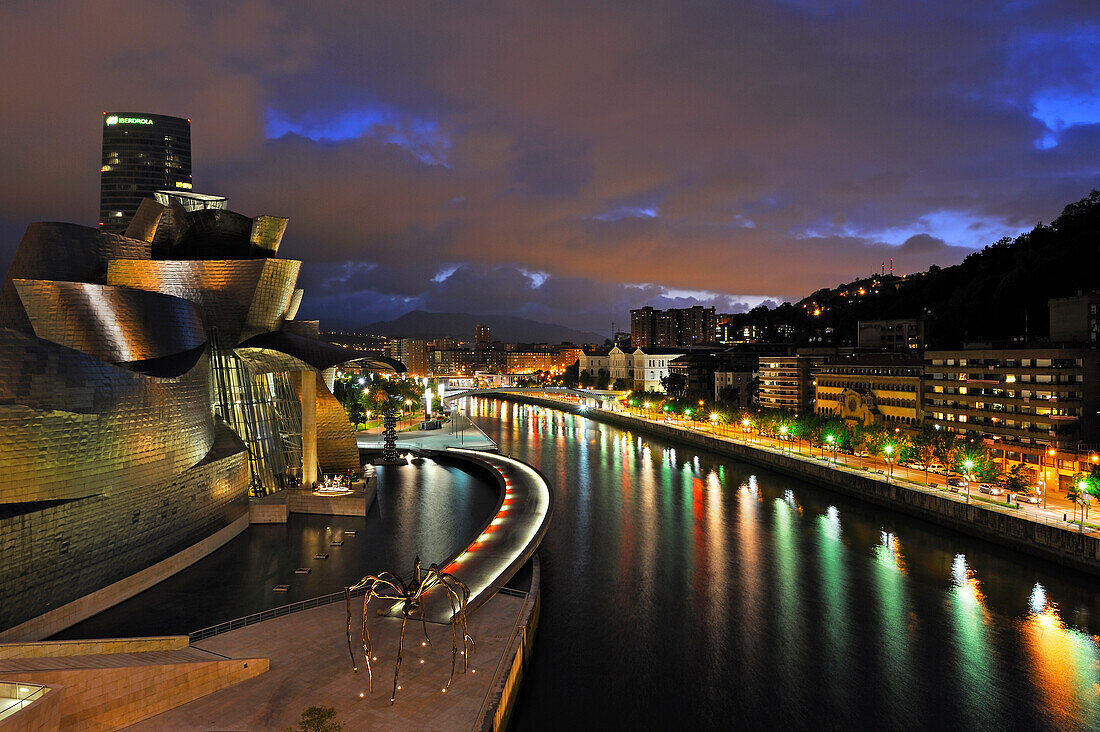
(471, 391), (1100, 577)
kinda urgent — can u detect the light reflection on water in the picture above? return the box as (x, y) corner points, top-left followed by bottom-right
(475, 399), (1100, 730)
(53, 459), (497, 640)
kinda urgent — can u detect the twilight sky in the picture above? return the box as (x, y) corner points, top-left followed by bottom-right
(2, 1), (1099, 332)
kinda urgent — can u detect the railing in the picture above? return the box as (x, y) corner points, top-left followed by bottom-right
(0, 683), (48, 722)
(624, 410), (1095, 534)
(472, 586), (530, 731)
(188, 564), (511, 643)
(188, 587), (366, 643)
(498, 392), (1094, 537)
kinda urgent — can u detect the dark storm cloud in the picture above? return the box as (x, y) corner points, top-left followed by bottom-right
(296, 261), (765, 333)
(2, 1), (1099, 328)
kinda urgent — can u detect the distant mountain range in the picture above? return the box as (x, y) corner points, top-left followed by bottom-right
(360, 310), (607, 344)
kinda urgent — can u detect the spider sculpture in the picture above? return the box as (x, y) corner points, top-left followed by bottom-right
(344, 556), (475, 704)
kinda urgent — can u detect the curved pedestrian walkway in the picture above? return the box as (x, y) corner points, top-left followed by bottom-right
(417, 448), (553, 622)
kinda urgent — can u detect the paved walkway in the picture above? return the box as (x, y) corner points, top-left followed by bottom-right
(418, 449), (553, 622)
(357, 413), (496, 453)
(488, 391), (1095, 535)
(639, 412), (1094, 532)
(130, 445), (552, 729)
(129, 593), (526, 730)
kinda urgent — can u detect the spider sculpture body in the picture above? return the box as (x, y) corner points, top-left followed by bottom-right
(344, 556), (474, 704)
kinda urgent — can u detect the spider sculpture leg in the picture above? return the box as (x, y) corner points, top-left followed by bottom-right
(391, 608), (410, 704)
(444, 579), (461, 686)
(414, 571), (438, 648)
(360, 586), (375, 692)
(451, 576), (475, 665)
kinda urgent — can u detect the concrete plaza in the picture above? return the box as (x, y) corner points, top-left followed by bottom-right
(130, 592), (526, 730)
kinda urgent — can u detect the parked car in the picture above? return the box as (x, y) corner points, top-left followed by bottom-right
(927, 463), (946, 474)
(947, 477), (968, 489)
(978, 483), (1005, 496)
(1015, 492), (1040, 505)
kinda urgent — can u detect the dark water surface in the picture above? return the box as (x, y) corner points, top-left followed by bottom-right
(470, 399), (1100, 731)
(56, 459), (497, 639)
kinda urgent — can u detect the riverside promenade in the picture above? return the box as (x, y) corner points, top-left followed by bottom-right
(472, 391), (1100, 576)
(128, 586), (534, 731)
(128, 446), (551, 730)
(357, 411), (497, 453)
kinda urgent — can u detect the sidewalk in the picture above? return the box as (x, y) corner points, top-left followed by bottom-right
(128, 593), (526, 730)
(513, 391), (1096, 536)
(357, 413), (496, 453)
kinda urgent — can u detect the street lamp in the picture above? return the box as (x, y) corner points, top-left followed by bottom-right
(742, 418), (751, 444)
(884, 444), (894, 481)
(780, 424), (788, 453)
(1045, 448), (1056, 509)
(826, 434), (836, 464)
(711, 413), (720, 436)
(964, 458), (974, 504)
(1076, 479), (1089, 532)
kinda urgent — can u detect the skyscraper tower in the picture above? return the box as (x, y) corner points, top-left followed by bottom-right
(99, 112), (192, 233)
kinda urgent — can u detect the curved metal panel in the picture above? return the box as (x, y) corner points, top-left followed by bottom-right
(243, 259), (301, 340)
(0, 421), (249, 632)
(312, 372), (360, 473)
(170, 208), (253, 259)
(283, 288), (304, 320)
(106, 259), (301, 346)
(235, 330), (405, 374)
(14, 279), (206, 365)
(124, 199), (167, 243)
(0, 222), (152, 332)
(0, 327), (215, 503)
(234, 348), (315, 374)
(250, 215), (288, 256)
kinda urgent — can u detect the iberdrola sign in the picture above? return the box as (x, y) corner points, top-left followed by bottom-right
(105, 116), (154, 126)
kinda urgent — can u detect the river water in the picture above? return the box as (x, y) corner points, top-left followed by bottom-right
(53, 398), (1100, 730)
(55, 459), (497, 640)
(468, 399), (1100, 731)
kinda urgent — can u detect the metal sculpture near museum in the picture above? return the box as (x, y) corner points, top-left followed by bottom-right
(381, 407), (399, 463)
(343, 557), (474, 704)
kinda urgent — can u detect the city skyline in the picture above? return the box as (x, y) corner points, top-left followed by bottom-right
(3, 3), (1100, 332)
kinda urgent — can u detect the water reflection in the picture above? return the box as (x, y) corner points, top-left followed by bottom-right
(472, 399), (1100, 730)
(1022, 590), (1100, 727)
(948, 555), (1001, 728)
(55, 458), (497, 640)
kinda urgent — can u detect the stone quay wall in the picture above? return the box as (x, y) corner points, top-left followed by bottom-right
(486, 394), (1100, 576)
(476, 556), (542, 732)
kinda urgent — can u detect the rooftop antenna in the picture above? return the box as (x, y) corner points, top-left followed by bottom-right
(890, 258), (893, 275)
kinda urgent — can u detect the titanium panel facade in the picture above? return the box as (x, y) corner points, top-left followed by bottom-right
(311, 371), (360, 474)
(235, 331), (405, 374)
(249, 215), (289, 256)
(0, 422), (248, 632)
(0, 188), (399, 634)
(0, 328), (215, 503)
(106, 259), (300, 345)
(0, 223), (152, 332)
(14, 279), (206, 366)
